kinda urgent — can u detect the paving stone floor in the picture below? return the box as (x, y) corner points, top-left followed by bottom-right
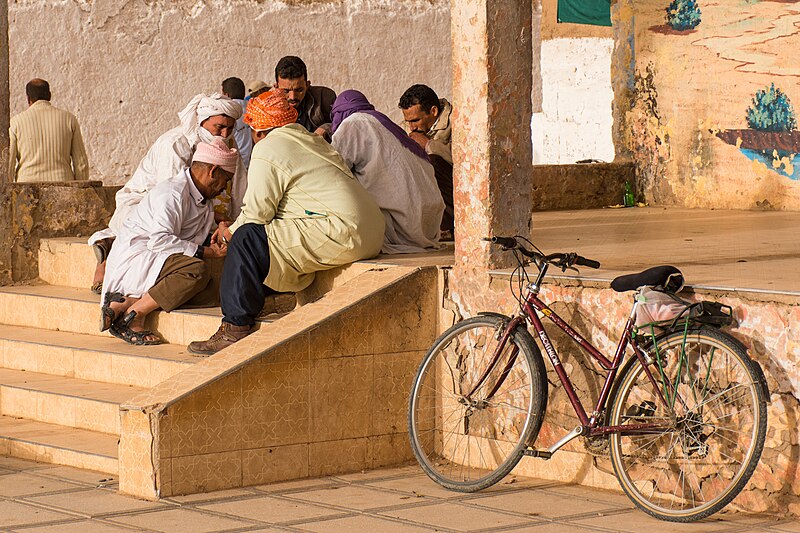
(0, 455), (795, 532)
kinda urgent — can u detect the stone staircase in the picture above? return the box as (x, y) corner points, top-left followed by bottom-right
(0, 238), (241, 475)
(0, 237), (446, 496)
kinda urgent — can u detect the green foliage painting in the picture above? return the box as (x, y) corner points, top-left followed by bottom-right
(746, 84), (797, 132)
(666, 0), (702, 31)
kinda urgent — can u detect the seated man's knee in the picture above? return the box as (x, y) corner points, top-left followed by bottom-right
(229, 223), (266, 249)
(188, 258), (211, 289)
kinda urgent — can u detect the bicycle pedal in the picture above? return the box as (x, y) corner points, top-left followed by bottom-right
(523, 449), (552, 460)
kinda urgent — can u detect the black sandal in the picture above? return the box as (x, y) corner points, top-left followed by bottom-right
(100, 292), (125, 332)
(109, 323), (164, 346)
(116, 310), (136, 328)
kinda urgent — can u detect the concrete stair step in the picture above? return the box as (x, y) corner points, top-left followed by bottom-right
(0, 284), (228, 345)
(0, 414), (118, 474)
(0, 368), (146, 435)
(0, 324), (197, 388)
(39, 237), (97, 291)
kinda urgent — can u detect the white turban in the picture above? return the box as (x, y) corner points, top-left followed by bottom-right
(178, 92), (243, 146)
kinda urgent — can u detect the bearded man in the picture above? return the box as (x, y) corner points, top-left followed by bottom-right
(88, 93), (243, 293)
(100, 139), (238, 346)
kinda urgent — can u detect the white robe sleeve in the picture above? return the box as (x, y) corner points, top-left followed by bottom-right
(146, 189), (200, 258)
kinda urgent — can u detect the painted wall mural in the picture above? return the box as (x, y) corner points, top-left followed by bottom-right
(716, 84), (799, 180)
(618, 0), (800, 209)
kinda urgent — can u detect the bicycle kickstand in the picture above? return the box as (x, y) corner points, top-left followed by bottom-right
(524, 426), (586, 460)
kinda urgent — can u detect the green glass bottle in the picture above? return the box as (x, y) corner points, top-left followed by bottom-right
(623, 181), (635, 208)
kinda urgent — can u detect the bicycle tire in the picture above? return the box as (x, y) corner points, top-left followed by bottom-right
(608, 327), (767, 522)
(408, 315), (548, 492)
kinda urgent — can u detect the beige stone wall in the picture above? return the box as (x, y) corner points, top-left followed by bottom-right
(0, 182), (118, 285)
(616, 0), (800, 210)
(120, 266), (438, 498)
(8, 0), (450, 184)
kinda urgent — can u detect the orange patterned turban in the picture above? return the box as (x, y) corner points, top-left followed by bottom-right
(243, 90), (299, 131)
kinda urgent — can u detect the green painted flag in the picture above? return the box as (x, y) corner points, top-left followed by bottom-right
(557, 0), (612, 27)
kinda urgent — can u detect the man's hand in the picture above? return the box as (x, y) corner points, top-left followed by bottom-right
(203, 242), (228, 259)
(409, 131), (430, 150)
(211, 222), (232, 246)
(313, 126), (327, 137)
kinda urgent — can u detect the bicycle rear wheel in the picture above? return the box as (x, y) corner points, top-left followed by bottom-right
(608, 328), (767, 522)
(408, 315), (547, 492)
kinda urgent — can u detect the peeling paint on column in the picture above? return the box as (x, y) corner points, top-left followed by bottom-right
(451, 0), (533, 316)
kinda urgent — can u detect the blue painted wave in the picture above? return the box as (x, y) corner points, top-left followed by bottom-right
(740, 148), (800, 180)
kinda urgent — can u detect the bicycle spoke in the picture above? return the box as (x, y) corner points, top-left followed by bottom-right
(609, 330), (766, 521)
(409, 317), (545, 492)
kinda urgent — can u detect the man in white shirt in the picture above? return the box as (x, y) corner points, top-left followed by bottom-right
(99, 139), (239, 345)
(222, 77), (253, 168)
(88, 93), (244, 293)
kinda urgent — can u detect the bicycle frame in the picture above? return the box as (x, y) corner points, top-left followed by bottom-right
(467, 262), (673, 453)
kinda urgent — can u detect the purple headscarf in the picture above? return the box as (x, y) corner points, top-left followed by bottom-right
(331, 90), (429, 161)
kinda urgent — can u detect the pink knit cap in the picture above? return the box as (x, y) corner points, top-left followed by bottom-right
(192, 138), (239, 173)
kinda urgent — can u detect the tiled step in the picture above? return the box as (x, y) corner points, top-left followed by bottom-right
(0, 414), (118, 474)
(38, 237), (97, 291)
(0, 324), (197, 388)
(0, 368), (146, 434)
(0, 284), (226, 345)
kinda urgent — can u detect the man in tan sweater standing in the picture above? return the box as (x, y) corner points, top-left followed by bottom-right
(8, 79), (89, 182)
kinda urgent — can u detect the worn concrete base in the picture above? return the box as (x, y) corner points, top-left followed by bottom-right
(531, 162), (635, 211)
(0, 181), (118, 284)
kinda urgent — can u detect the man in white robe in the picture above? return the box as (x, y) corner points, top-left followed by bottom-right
(88, 93), (244, 293)
(99, 140), (238, 345)
(330, 90), (444, 254)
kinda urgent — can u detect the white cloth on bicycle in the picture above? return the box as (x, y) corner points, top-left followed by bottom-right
(635, 287), (687, 326)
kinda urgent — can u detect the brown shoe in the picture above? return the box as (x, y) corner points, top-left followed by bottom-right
(187, 322), (253, 356)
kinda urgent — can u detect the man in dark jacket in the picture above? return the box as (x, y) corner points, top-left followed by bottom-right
(274, 56), (336, 140)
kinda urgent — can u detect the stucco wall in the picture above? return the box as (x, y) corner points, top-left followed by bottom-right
(617, 0), (800, 210)
(534, 36), (615, 164)
(8, 0), (451, 184)
(533, 0), (616, 164)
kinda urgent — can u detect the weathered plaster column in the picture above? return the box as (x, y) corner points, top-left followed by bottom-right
(451, 0), (533, 312)
(610, 0), (635, 162)
(0, 0), (9, 181)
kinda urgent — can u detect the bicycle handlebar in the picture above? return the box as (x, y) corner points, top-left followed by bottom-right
(489, 236), (518, 249)
(484, 236), (601, 270)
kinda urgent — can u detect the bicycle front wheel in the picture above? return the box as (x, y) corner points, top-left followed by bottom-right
(608, 328), (767, 522)
(408, 315), (548, 492)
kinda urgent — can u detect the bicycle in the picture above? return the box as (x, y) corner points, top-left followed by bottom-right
(408, 235), (769, 522)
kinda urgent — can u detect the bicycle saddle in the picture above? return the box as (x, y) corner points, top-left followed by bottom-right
(610, 265), (684, 293)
